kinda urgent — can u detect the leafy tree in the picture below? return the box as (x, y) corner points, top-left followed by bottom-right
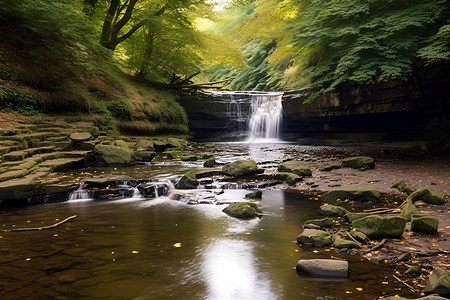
(99, 0), (168, 51)
(288, 0), (450, 93)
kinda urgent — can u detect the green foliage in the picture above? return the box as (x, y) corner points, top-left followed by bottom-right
(418, 23), (450, 64)
(288, 0), (450, 93)
(0, 85), (38, 115)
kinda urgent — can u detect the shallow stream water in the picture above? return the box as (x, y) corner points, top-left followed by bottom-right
(0, 142), (435, 300)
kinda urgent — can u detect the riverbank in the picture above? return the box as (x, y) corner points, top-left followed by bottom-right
(1, 123), (449, 298)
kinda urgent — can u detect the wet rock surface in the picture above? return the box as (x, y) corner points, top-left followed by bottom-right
(296, 259), (348, 277)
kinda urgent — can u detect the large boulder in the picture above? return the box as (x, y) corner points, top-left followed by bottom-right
(424, 268), (450, 296)
(134, 139), (155, 151)
(296, 259), (348, 277)
(392, 180), (417, 195)
(94, 144), (135, 165)
(222, 202), (261, 218)
(278, 161), (312, 176)
(176, 170), (199, 189)
(321, 189), (381, 202)
(342, 156), (375, 170)
(352, 215), (406, 238)
(297, 229), (333, 246)
(222, 159), (258, 176)
(411, 214), (439, 234)
(318, 204), (349, 217)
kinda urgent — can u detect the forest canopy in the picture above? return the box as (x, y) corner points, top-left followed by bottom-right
(0, 0), (449, 93)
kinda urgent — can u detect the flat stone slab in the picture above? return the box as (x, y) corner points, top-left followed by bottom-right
(296, 259), (348, 277)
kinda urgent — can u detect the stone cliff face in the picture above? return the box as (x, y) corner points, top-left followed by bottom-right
(282, 64), (450, 141)
(178, 64), (450, 142)
(177, 91), (253, 141)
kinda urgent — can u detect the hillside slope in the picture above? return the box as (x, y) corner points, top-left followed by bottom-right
(0, 10), (188, 137)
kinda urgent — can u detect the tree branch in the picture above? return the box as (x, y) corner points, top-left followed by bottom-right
(4, 215), (77, 232)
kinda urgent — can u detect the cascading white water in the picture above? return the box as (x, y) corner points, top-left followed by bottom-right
(209, 91), (284, 142)
(247, 92), (283, 142)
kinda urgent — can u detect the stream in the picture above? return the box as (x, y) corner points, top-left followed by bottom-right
(0, 142), (423, 300)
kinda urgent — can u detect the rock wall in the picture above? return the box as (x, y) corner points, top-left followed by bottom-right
(178, 64), (450, 142)
(177, 91), (253, 141)
(282, 65), (450, 141)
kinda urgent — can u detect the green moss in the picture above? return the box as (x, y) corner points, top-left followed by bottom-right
(222, 202), (261, 219)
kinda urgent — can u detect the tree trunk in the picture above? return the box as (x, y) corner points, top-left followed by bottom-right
(100, 0), (120, 50)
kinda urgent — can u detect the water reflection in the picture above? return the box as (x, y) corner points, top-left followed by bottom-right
(202, 239), (279, 300)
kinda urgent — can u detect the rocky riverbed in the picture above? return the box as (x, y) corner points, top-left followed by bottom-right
(1, 112), (449, 299)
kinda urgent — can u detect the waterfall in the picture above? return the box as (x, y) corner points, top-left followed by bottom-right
(209, 91), (284, 142)
(247, 92), (283, 142)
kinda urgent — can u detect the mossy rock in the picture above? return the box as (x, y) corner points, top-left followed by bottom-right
(411, 214), (439, 234)
(176, 170), (198, 189)
(318, 204), (349, 216)
(297, 229), (333, 247)
(134, 139), (155, 151)
(222, 202), (261, 219)
(94, 144), (135, 165)
(181, 155), (198, 161)
(422, 189), (446, 205)
(397, 252), (412, 262)
(332, 234), (361, 249)
(424, 268), (450, 296)
(392, 180), (417, 195)
(278, 161), (312, 177)
(400, 199), (419, 222)
(2, 150), (29, 162)
(342, 156), (375, 170)
(344, 212), (371, 223)
(134, 151), (156, 162)
(321, 189), (381, 202)
(404, 265), (422, 277)
(167, 137), (187, 149)
(352, 215), (406, 238)
(40, 157), (86, 172)
(407, 188), (446, 205)
(0, 182), (76, 200)
(349, 229), (368, 243)
(304, 218), (334, 228)
(203, 157), (216, 167)
(114, 140), (130, 149)
(272, 172), (301, 185)
(320, 164), (342, 171)
(222, 159), (258, 176)
(164, 150), (183, 158)
(245, 190), (263, 199)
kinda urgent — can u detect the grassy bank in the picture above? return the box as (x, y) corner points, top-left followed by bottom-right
(0, 12), (189, 138)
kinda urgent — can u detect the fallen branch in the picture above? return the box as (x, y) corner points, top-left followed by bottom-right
(392, 274), (422, 295)
(4, 215), (77, 232)
(365, 238), (387, 253)
(345, 231), (362, 246)
(363, 208), (398, 214)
